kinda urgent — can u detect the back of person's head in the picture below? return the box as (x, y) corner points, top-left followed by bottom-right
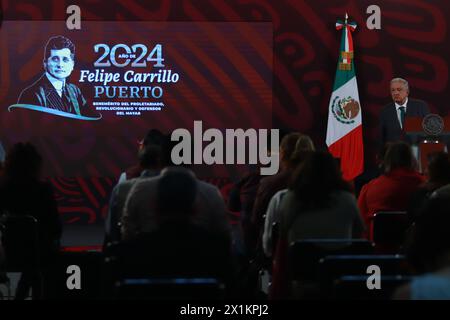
(160, 134), (178, 167)
(383, 141), (415, 173)
(44, 35), (75, 61)
(280, 132), (302, 164)
(407, 195), (450, 273)
(138, 144), (162, 169)
(289, 134), (315, 167)
(142, 129), (165, 147)
(4, 142), (42, 181)
(156, 168), (197, 223)
(427, 152), (450, 186)
(138, 131), (175, 168)
(290, 151), (351, 209)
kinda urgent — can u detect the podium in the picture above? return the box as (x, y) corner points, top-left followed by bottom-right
(404, 116), (450, 173)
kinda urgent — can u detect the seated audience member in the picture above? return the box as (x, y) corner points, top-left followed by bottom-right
(433, 183), (450, 198)
(262, 134), (315, 257)
(249, 132), (302, 253)
(355, 143), (391, 197)
(394, 195), (450, 300)
(115, 168), (236, 290)
(270, 151), (365, 299)
(117, 129), (165, 184)
(408, 152), (450, 223)
(0, 143), (62, 299)
(105, 143), (163, 244)
(426, 154), (450, 198)
(228, 167), (263, 257)
(121, 166), (231, 244)
(358, 141), (425, 238)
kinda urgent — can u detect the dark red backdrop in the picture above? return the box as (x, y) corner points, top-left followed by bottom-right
(1, 0), (449, 224)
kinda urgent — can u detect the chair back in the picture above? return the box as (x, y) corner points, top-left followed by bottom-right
(288, 239), (375, 282)
(115, 277), (225, 300)
(319, 254), (411, 298)
(103, 239), (230, 299)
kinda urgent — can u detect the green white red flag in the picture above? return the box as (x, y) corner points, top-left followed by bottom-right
(326, 14), (364, 181)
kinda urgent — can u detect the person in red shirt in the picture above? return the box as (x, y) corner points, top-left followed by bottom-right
(358, 141), (425, 239)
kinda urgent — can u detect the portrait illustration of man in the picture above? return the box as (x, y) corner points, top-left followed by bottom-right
(17, 35), (87, 116)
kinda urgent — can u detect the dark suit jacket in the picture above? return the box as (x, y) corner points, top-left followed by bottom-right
(380, 98), (430, 147)
(18, 74), (87, 116)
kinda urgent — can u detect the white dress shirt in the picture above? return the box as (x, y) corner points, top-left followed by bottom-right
(395, 98), (408, 129)
(45, 72), (65, 98)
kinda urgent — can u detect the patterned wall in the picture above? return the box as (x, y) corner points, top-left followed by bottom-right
(1, 0), (449, 224)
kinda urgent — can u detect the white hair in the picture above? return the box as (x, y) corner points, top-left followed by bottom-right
(391, 78), (409, 92)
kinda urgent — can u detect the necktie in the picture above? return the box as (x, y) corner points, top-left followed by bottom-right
(399, 106), (406, 129)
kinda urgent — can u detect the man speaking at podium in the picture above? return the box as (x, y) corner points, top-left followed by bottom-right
(380, 78), (430, 147)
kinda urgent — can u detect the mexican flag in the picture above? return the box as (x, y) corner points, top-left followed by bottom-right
(326, 14), (364, 181)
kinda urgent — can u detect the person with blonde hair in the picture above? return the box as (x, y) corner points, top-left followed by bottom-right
(262, 134), (315, 257)
(270, 151), (364, 299)
(248, 132), (302, 253)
